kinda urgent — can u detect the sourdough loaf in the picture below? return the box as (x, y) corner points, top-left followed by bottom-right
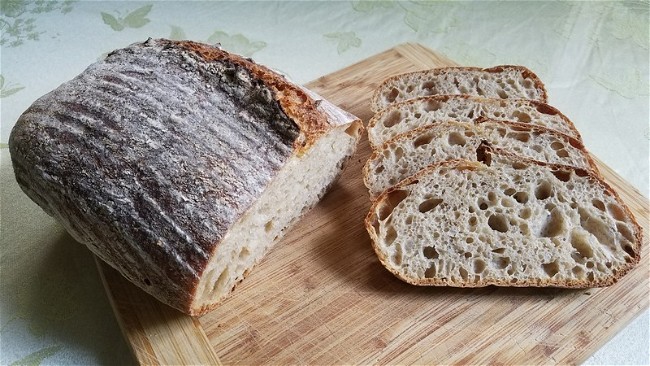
(371, 65), (548, 112)
(367, 95), (581, 148)
(364, 120), (597, 198)
(365, 149), (641, 287)
(9, 39), (362, 315)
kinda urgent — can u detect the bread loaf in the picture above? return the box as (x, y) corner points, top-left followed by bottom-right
(371, 65), (548, 112)
(9, 39), (362, 315)
(364, 120), (597, 198)
(365, 149), (641, 288)
(367, 95), (580, 148)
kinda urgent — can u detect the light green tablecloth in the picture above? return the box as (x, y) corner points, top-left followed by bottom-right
(1, 1), (648, 365)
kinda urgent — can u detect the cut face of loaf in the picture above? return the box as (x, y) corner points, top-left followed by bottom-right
(364, 120), (597, 198)
(367, 95), (580, 148)
(9, 39), (362, 315)
(366, 151), (642, 288)
(371, 65), (548, 112)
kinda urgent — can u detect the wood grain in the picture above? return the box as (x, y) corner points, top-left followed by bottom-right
(98, 43), (649, 365)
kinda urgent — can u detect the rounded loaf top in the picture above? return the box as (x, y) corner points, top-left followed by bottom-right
(8, 38), (336, 310)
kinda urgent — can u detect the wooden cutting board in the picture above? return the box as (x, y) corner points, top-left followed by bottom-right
(97, 43), (649, 365)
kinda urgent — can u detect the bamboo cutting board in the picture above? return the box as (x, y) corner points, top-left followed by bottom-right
(98, 43), (649, 365)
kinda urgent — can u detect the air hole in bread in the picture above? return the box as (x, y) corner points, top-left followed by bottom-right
(424, 263), (437, 278)
(386, 88), (400, 103)
(385, 226), (398, 246)
(374, 165), (385, 174)
(473, 259), (486, 273)
(479, 201), (488, 210)
(487, 192), (497, 204)
(488, 214), (509, 233)
(541, 209), (565, 237)
(264, 220), (274, 233)
(423, 246), (439, 259)
(466, 237), (474, 244)
(468, 216), (478, 226)
(504, 188), (516, 196)
(458, 267), (469, 281)
(494, 256), (511, 269)
(545, 202), (556, 211)
(497, 89), (508, 99)
(392, 244), (403, 265)
(572, 266), (585, 278)
(523, 79), (534, 88)
(378, 189), (410, 221)
(605, 261), (612, 268)
(514, 192), (529, 204)
(413, 133), (434, 148)
(422, 81), (436, 92)
(596, 262), (607, 272)
(551, 141), (564, 151)
(519, 207), (532, 219)
(464, 252), (472, 259)
(616, 223), (634, 243)
(212, 268), (230, 295)
(556, 149), (569, 158)
(405, 215), (414, 225)
(578, 208), (614, 246)
(447, 131), (467, 146)
(586, 261), (594, 269)
(542, 261), (560, 277)
(239, 247), (250, 260)
(551, 170), (571, 183)
(587, 272), (595, 281)
(511, 161), (527, 170)
(423, 99), (442, 112)
(394, 147), (405, 159)
(511, 111), (532, 123)
(535, 180), (553, 200)
(406, 85), (415, 93)
(592, 199), (606, 211)
(607, 203), (627, 222)
(492, 248), (506, 254)
(508, 132), (531, 143)
(383, 110), (402, 128)
(532, 145), (543, 153)
(493, 111), (504, 118)
(570, 231), (594, 259)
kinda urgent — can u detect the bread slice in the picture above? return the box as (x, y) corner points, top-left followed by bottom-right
(371, 65), (548, 112)
(367, 95), (580, 149)
(9, 39), (362, 315)
(365, 149), (642, 288)
(364, 120), (597, 198)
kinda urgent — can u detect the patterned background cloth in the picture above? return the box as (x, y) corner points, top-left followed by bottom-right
(1, 1), (648, 365)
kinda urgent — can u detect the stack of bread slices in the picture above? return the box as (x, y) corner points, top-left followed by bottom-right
(364, 66), (642, 288)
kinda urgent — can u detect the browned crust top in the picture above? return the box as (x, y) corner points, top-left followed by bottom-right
(175, 40), (330, 152)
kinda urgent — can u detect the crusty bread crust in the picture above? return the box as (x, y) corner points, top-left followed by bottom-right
(371, 65), (548, 112)
(365, 148), (642, 288)
(367, 95), (581, 148)
(176, 39), (330, 153)
(9, 39), (361, 314)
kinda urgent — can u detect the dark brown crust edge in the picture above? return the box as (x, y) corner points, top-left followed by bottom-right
(173, 39), (330, 153)
(367, 95), (582, 149)
(370, 65), (549, 112)
(364, 149), (643, 289)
